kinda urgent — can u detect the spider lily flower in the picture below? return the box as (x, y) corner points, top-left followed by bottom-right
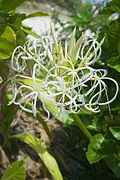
(79, 37), (104, 67)
(9, 81), (39, 117)
(10, 22), (119, 120)
(11, 36), (53, 73)
(36, 59), (118, 116)
(80, 69), (119, 112)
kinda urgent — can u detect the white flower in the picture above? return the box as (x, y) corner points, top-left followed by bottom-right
(11, 36), (53, 72)
(10, 26), (118, 120)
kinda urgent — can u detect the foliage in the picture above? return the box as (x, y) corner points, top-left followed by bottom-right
(10, 134), (63, 180)
(1, 159), (26, 180)
(51, 0), (120, 178)
(52, 1), (109, 40)
(0, 26), (16, 59)
(0, 0), (27, 12)
(86, 133), (108, 163)
(0, 76), (2, 83)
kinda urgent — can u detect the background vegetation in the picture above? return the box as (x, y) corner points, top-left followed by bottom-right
(0, 0), (120, 179)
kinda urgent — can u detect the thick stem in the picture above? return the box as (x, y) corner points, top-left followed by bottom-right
(71, 113), (92, 141)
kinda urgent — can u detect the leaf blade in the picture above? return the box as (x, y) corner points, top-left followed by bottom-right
(1, 160), (26, 180)
(10, 134), (63, 180)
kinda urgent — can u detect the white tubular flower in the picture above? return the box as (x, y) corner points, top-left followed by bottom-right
(10, 24), (118, 120)
(82, 69), (119, 112)
(11, 57), (118, 119)
(11, 36), (53, 73)
(11, 46), (32, 72)
(36, 59), (94, 116)
(9, 81), (38, 117)
(79, 37), (102, 66)
(24, 36), (53, 64)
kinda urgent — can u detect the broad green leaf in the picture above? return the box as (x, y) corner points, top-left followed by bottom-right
(25, 12), (49, 19)
(11, 134), (63, 180)
(1, 160), (26, 180)
(0, 26), (16, 59)
(109, 127), (120, 140)
(86, 133), (108, 164)
(0, 76), (3, 83)
(1, 0), (27, 12)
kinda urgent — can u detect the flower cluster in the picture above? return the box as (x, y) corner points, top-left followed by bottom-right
(10, 22), (118, 120)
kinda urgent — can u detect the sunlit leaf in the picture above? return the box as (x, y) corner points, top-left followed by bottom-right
(0, 26), (16, 59)
(22, 28), (41, 39)
(1, 160), (26, 180)
(1, 0), (27, 12)
(25, 11), (49, 19)
(86, 133), (108, 164)
(109, 127), (120, 141)
(0, 76), (3, 83)
(10, 134), (63, 180)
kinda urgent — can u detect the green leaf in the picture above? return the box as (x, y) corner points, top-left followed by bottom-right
(9, 16), (22, 30)
(86, 133), (108, 164)
(0, 102), (18, 137)
(107, 55), (120, 72)
(99, 0), (120, 15)
(0, 26), (16, 59)
(109, 127), (120, 141)
(1, 160), (26, 180)
(22, 28), (41, 39)
(103, 20), (120, 56)
(105, 155), (120, 178)
(16, 29), (26, 46)
(0, 12), (8, 23)
(10, 134), (63, 180)
(0, 76), (3, 83)
(80, 115), (102, 132)
(25, 11), (49, 19)
(1, 0), (27, 12)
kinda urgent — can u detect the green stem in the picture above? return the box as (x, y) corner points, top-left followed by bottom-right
(71, 113), (92, 141)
